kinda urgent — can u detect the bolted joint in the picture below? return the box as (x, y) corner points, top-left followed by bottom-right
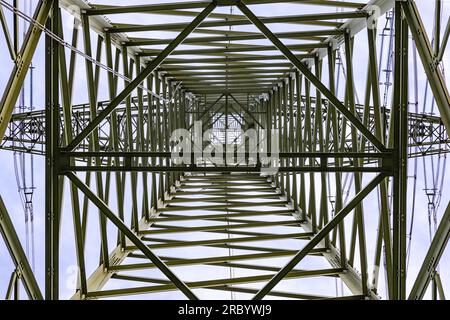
(214, 0), (241, 6)
(15, 266), (23, 279)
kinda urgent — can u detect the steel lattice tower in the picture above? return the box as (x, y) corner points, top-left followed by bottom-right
(0, 0), (450, 300)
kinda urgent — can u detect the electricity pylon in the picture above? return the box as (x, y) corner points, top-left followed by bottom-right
(0, 0), (450, 300)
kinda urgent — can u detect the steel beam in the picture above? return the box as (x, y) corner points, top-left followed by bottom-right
(0, 196), (43, 300)
(85, 1), (364, 15)
(401, 0), (450, 135)
(0, 4), (16, 61)
(65, 172), (198, 300)
(139, 43), (327, 56)
(44, 0), (61, 299)
(126, 30), (342, 46)
(162, 54), (313, 64)
(64, 2), (217, 151)
(106, 12), (363, 33)
(409, 201), (450, 299)
(87, 268), (343, 298)
(0, 0), (52, 141)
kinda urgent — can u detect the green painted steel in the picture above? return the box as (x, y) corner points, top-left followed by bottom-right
(2, 0), (450, 301)
(0, 196), (43, 300)
(0, 0), (52, 141)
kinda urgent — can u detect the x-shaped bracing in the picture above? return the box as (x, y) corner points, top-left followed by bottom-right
(62, 0), (386, 155)
(59, 1), (390, 300)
